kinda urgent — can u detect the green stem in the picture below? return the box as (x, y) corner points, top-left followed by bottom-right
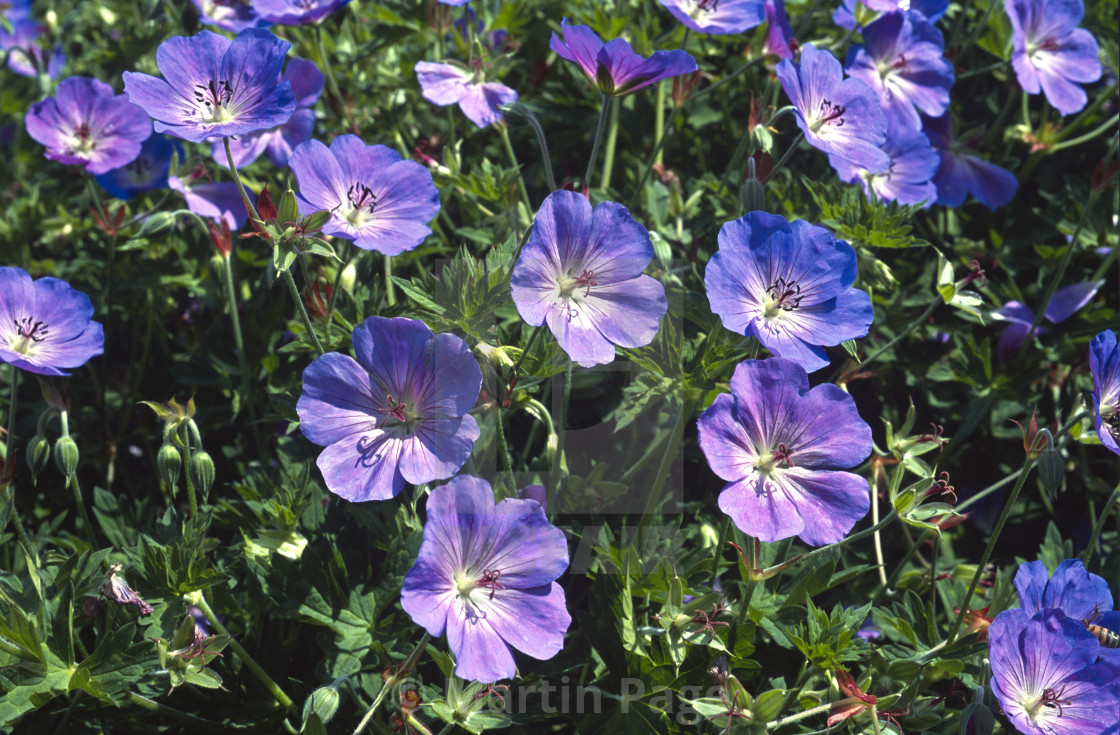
(1014, 192), (1099, 362)
(584, 94), (611, 189)
(352, 632), (431, 735)
(508, 324), (545, 385)
(499, 124), (533, 214)
(861, 297), (940, 368)
(1080, 483), (1119, 566)
(752, 510), (899, 582)
(628, 108), (680, 209)
(688, 56), (764, 104)
(3, 367), (37, 567)
(326, 241), (353, 331)
(385, 254), (396, 307)
(654, 82), (665, 166)
(1054, 83), (1119, 143)
(69, 475), (96, 548)
(767, 700), (842, 730)
(1048, 114), (1119, 153)
(223, 138), (261, 226)
(712, 516), (730, 586)
(283, 269), (326, 356)
(947, 454), (1037, 643)
(767, 131), (804, 181)
(550, 360), (574, 496)
(127, 692), (226, 729)
(316, 24), (357, 133)
(601, 96), (620, 191)
(192, 593), (296, 714)
(520, 106), (557, 191)
(221, 251), (262, 452)
(495, 403), (513, 475)
(641, 398), (696, 519)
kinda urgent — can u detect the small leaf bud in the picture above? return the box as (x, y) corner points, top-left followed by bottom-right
(26, 434), (51, 485)
(54, 435), (80, 482)
(158, 444), (182, 490)
(189, 451), (216, 498)
(1037, 442), (1064, 496)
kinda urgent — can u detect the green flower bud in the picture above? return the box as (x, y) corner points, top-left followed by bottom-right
(302, 685), (341, 726)
(158, 444), (182, 490)
(26, 434), (50, 486)
(189, 451), (215, 499)
(740, 175), (765, 215)
(53, 435), (80, 482)
(1037, 444), (1064, 496)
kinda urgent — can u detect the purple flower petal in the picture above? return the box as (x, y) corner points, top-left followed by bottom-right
(0, 268), (104, 376)
(1090, 330), (1120, 456)
(169, 176), (249, 230)
(659, 0), (766, 35)
(252, 0), (352, 25)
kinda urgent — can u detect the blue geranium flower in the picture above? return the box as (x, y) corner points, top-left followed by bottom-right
(0, 18), (64, 78)
(0, 267), (104, 377)
(25, 77), (151, 175)
(510, 190), (668, 368)
(830, 125), (940, 206)
(1090, 330), (1120, 457)
(697, 358), (873, 545)
(1007, 0), (1102, 116)
(296, 317), (482, 502)
(922, 112), (1018, 209)
(704, 212), (873, 373)
(400, 476), (571, 683)
(991, 281), (1101, 362)
(96, 134), (181, 200)
(1014, 559), (1120, 660)
(189, 0), (269, 32)
(550, 19), (697, 97)
(658, 0), (766, 35)
(415, 60), (518, 128)
(776, 43), (890, 172)
(288, 135), (441, 254)
(251, 0), (351, 25)
(123, 29), (295, 143)
(210, 57), (324, 169)
(832, 0), (949, 29)
(844, 11), (954, 131)
(989, 609), (1120, 735)
(169, 173), (250, 230)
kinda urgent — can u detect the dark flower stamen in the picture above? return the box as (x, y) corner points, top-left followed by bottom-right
(377, 394), (408, 426)
(574, 268), (598, 297)
(697, 0), (721, 10)
(193, 79), (233, 110)
(348, 183), (377, 213)
(767, 278), (803, 311)
(477, 569), (504, 600)
(818, 98), (847, 126)
(14, 317), (50, 343)
(772, 443), (794, 468)
(1040, 686), (1072, 716)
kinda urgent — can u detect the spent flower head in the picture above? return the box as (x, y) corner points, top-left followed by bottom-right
(400, 475), (570, 683)
(25, 76), (152, 175)
(697, 358), (873, 545)
(123, 28), (296, 143)
(296, 316), (482, 501)
(704, 211), (873, 373)
(289, 135), (441, 254)
(922, 112), (1018, 210)
(0, 267), (104, 377)
(991, 281), (1101, 362)
(1, 18), (64, 78)
(510, 190), (668, 367)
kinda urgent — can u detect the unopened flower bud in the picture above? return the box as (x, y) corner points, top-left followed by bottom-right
(189, 451), (215, 498)
(1037, 443), (1064, 495)
(54, 435), (79, 482)
(302, 685), (341, 725)
(157, 443), (182, 490)
(959, 687), (994, 735)
(26, 434), (50, 485)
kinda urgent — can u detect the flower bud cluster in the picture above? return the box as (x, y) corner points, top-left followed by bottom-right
(142, 396), (216, 502)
